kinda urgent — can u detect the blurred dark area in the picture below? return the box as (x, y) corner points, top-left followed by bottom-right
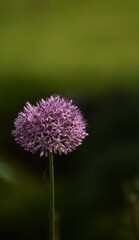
(0, 0), (139, 239)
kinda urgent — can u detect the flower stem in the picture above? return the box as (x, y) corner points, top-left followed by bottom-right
(49, 152), (55, 240)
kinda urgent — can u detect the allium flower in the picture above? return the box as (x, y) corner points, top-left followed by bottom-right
(12, 95), (88, 157)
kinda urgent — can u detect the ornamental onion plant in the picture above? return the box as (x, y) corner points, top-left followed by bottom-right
(12, 94), (88, 240)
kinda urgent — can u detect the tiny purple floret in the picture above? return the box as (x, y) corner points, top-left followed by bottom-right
(12, 95), (88, 157)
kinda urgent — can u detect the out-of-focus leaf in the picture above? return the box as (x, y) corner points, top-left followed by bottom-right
(0, 160), (16, 184)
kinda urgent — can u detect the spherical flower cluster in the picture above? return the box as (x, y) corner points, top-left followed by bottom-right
(12, 95), (88, 157)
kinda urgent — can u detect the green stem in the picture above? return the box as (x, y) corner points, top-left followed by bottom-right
(49, 152), (55, 240)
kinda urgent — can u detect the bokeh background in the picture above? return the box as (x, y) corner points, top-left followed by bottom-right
(0, 0), (139, 239)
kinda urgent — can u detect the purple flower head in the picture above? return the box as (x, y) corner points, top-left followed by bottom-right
(12, 95), (88, 157)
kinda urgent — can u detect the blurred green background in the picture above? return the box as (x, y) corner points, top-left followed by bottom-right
(0, 0), (139, 239)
